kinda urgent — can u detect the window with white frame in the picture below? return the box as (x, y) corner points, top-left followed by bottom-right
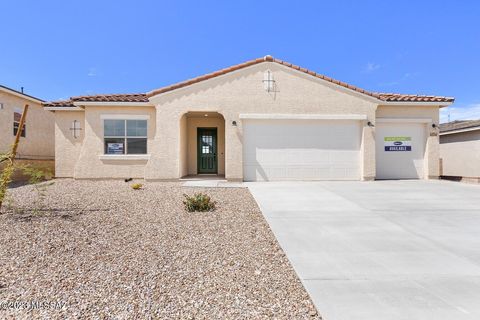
(104, 119), (147, 154)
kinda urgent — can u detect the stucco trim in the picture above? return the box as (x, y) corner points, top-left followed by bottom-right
(98, 154), (151, 161)
(376, 118), (433, 123)
(73, 102), (153, 107)
(239, 113), (368, 120)
(100, 114), (150, 120)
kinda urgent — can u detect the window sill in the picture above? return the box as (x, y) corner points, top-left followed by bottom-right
(98, 154), (151, 161)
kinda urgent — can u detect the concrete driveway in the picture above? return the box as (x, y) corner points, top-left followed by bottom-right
(247, 180), (480, 320)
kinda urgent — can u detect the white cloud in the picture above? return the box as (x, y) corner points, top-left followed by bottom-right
(364, 62), (381, 73)
(440, 104), (480, 123)
(87, 67), (97, 77)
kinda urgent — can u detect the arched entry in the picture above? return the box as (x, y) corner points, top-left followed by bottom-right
(179, 112), (225, 177)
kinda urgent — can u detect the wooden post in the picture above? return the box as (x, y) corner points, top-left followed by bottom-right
(0, 104), (29, 211)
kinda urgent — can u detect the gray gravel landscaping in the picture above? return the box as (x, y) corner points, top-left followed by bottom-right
(0, 179), (320, 319)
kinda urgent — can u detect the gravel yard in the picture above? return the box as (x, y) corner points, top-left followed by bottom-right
(0, 179), (319, 319)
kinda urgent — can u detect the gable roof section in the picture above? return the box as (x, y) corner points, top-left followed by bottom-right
(0, 84), (44, 103)
(440, 120), (480, 134)
(147, 56), (454, 103)
(43, 56), (454, 108)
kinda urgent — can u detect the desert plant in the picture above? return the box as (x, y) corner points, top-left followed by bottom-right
(183, 192), (216, 212)
(0, 162), (53, 214)
(0, 153), (15, 211)
(131, 183), (143, 190)
(19, 165), (54, 214)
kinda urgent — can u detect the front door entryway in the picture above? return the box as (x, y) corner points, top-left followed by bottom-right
(197, 128), (217, 174)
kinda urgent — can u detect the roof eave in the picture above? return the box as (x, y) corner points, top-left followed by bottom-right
(44, 106), (84, 111)
(0, 85), (44, 104)
(379, 101), (454, 107)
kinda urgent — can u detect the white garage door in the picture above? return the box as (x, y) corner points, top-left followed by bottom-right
(243, 119), (361, 181)
(376, 122), (426, 179)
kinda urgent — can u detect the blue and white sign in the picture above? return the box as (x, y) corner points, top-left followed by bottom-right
(384, 137), (411, 151)
(107, 143), (124, 154)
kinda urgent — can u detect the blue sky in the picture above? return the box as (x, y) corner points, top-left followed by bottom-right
(1, 1), (479, 122)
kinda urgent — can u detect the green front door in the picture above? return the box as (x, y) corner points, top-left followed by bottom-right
(197, 128), (217, 174)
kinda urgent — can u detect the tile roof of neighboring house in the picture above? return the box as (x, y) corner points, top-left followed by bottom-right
(0, 84), (44, 103)
(43, 56), (455, 108)
(439, 120), (480, 133)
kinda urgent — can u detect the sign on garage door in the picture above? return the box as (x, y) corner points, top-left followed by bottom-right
(384, 136), (412, 151)
(376, 122), (426, 179)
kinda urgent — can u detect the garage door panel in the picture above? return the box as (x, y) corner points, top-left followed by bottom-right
(375, 122), (426, 179)
(243, 119), (361, 181)
(244, 166), (358, 181)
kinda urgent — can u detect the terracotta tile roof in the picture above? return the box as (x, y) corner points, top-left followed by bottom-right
(375, 93), (455, 103)
(147, 55), (455, 103)
(43, 56), (454, 108)
(43, 100), (76, 108)
(43, 93), (148, 108)
(71, 93), (148, 103)
(440, 120), (480, 133)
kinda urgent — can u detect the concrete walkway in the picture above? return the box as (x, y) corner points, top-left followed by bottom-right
(247, 180), (480, 320)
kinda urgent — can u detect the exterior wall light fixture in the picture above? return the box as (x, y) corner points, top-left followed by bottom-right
(263, 70), (275, 92)
(367, 121), (375, 127)
(70, 120), (82, 139)
(232, 120), (237, 126)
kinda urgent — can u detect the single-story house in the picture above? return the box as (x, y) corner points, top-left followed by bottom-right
(43, 56), (454, 181)
(1, 85), (55, 177)
(440, 120), (480, 182)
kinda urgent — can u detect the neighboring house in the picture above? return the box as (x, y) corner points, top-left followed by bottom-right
(0, 85), (55, 175)
(43, 56), (454, 181)
(439, 120), (480, 182)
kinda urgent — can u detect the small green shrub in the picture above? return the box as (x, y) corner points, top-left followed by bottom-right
(131, 183), (143, 190)
(183, 192), (216, 212)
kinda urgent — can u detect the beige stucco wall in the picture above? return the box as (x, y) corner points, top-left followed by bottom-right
(51, 62), (444, 181)
(53, 106), (156, 179)
(53, 111), (85, 177)
(185, 115), (225, 176)
(147, 62), (378, 181)
(440, 130), (480, 178)
(376, 105), (441, 179)
(0, 91), (54, 159)
(75, 106), (156, 179)
(179, 114), (188, 177)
